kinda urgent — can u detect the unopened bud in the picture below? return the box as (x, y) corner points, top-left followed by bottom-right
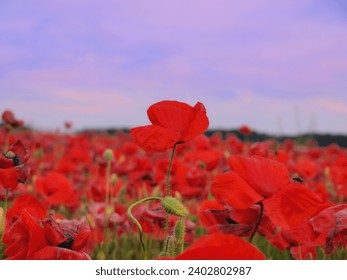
(103, 149), (114, 161)
(174, 219), (185, 243)
(162, 196), (188, 217)
(111, 173), (117, 186)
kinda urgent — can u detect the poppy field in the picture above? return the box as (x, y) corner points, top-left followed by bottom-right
(1, 100), (347, 260)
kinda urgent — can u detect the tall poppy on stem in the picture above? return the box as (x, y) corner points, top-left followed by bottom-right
(129, 100), (209, 259)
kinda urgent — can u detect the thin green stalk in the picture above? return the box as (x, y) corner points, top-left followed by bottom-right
(1, 189), (9, 257)
(127, 196), (162, 259)
(163, 144), (177, 254)
(102, 158), (112, 257)
(105, 158), (112, 206)
(4, 189), (8, 215)
(166, 144), (177, 196)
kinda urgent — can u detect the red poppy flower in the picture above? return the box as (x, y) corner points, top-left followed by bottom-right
(43, 217), (91, 251)
(212, 155), (322, 231)
(131, 100), (209, 152)
(239, 125), (253, 136)
(6, 193), (48, 224)
(64, 121), (73, 129)
(169, 233), (266, 260)
(2, 210), (48, 259)
(1, 110), (24, 127)
(295, 158), (319, 180)
(0, 140), (30, 190)
(35, 172), (76, 206)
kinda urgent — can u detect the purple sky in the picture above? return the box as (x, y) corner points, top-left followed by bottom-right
(1, 0), (347, 135)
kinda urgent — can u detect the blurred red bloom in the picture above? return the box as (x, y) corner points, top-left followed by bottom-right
(35, 172), (77, 206)
(166, 233), (266, 260)
(6, 193), (48, 224)
(0, 140), (30, 190)
(131, 100), (209, 152)
(239, 125), (253, 136)
(1, 110), (24, 127)
(64, 121), (73, 129)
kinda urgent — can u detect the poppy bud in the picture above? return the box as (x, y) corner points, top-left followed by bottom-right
(174, 219), (185, 244)
(111, 173), (117, 186)
(103, 149), (114, 161)
(162, 196), (188, 217)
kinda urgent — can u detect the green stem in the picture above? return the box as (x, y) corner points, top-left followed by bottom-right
(105, 159), (111, 206)
(249, 201), (264, 243)
(166, 144), (177, 196)
(102, 158), (112, 257)
(4, 189), (9, 214)
(163, 144), (177, 254)
(127, 196), (162, 259)
(163, 212), (169, 253)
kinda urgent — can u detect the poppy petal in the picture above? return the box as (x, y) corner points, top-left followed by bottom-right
(228, 155), (290, 197)
(131, 125), (181, 152)
(180, 102), (209, 142)
(0, 167), (18, 190)
(211, 171), (263, 209)
(33, 246), (91, 260)
(263, 182), (322, 229)
(174, 233), (266, 260)
(147, 100), (193, 135)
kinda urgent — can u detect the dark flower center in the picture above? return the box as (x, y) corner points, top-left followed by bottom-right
(58, 233), (75, 249)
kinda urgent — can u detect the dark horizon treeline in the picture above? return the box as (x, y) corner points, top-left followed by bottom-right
(89, 128), (347, 148)
(3, 123), (347, 148)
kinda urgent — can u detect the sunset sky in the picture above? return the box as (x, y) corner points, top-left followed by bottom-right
(1, 0), (347, 135)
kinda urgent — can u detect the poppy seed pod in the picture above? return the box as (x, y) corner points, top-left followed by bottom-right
(103, 149), (114, 161)
(162, 196), (188, 217)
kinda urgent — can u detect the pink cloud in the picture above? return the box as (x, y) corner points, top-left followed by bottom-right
(315, 99), (347, 114)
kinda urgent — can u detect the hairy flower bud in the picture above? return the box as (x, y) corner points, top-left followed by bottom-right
(174, 219), (185, 243)
(162, 196), (188, 217)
